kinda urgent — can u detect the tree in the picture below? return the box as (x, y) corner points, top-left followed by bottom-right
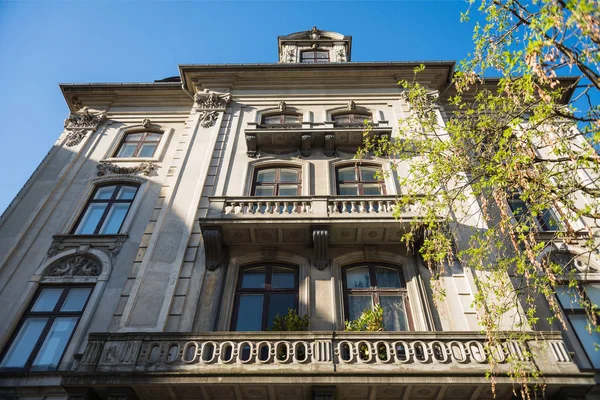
(360, 1), (599, 397)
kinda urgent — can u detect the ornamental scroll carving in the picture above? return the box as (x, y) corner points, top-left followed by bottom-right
(64, 109), (107, 147)
(97, 161), (157, 177)
(194, 92), (231, 128)
(46, 256), (100, 277)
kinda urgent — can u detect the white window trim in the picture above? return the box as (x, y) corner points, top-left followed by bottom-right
(328, 158), (397, 196)
(103, 123), (173, 163)
(245, 158), (310, 197)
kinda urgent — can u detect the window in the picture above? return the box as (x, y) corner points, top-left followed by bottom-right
(333, 112), (372, 127)
(232, 265), (298, 331)
(252, 167), (301, 196)
(343, 264), (413, 331)
(0, 286), (92, 371)
(115, 131), (162, 158)
(260, 114), (302, 127)
(556, 283), (600, 369)
(336, 165), (386, 195)
(508, 193), (561, 231)
(73, 184), (138, 234)
(300, 50), (329, 63)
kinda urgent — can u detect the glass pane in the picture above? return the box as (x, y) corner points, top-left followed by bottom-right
(363, 184), (382, 195)
(241, 267), (265, 288)
(99, 203), (130, 234)
(315, 58), (329, 63)
(279, 169), (299, 182)
(0, 318), (48, 369)
(381, 296), (409, 331)
(116, 186), (137, 200)
(346, 267), (371, 288)
(31, 317), (77, 371)
(138, 143), (157, 158)
(586, 284), (600, 306)
(93, 186), (116, 200)
(339, 184), (358, 196)
(301, 51), (315, 59)
(337, 167), (356, 182)
(509, 198), (529, 219)
(375, 267), (402, 288)
(254, 186), (274, 197)
(282, 115), (301, 124)
(146, 133), (162, 141)
(256, 169), (276, 183)
(333, 115), (351, 124)
(538, 208), (561, 231)
(268, 293), (296, 329)
(302, 59), (315, 63)
(278, 185), (299, 196)
(348, 295), (372, 321)
(316, 51), (329, 59)
(570, 315), (600, 368)
(234, 294), (263, 331)
(262, 116), (281, 125)
(60, 288), (92, 312)
(272, 267), (295, 288)
(556, 285), (583, 309)
(31, 288), (64, 312)
(360, 167), (379, 181)
(116, 143), (136, 158)
(125, 133), (143, 142)
(75, 203), (108, 234)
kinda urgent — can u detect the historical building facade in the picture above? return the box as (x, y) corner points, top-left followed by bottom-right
(0, 28), (598, 400)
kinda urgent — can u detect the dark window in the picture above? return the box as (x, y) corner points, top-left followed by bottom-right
(252, 167), (301, 196)
(336, 165), (386, 195)
(300, 50), (329, 63)
(556, 283), (600, 368)
(332, 113), (372, 127)
(115, 132), (162, 158)
(260, 114), (302, 127)
(73, 184), (138, 234)
(232, 265), (298, 331)
(342, 264), (412, 331)
(508, 194), (561, 231)
(0, 286), (92, 371)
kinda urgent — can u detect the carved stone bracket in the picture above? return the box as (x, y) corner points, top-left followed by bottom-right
(47, 236), (66, 257)
(194, 91), (231, 129)
(301, 134), (312, 157)
(63, 109), (107, 147)
(97, 161), (157, 177)
(312, 226), (329, 270)
(324, 134), (336, 157)
(246, 134), (258, 157)
(111, 236), (127, 258)
(202, 227), (228, 270)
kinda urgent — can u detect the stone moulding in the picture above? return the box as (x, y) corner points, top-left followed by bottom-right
(312, 226), (329, 270)
(96, 161), (157, 177)
(64, 109), (107, 147)
(46, 255), (101, 277)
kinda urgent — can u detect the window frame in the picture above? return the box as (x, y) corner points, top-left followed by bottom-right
(251, 166), (302, 196)
(114, 131), (163, 158)
(341, 263), (414, 331)
(0, 285), (93, 371)
(231, 264), (299, 331)
(259, 113), (303, 128)
(508, 193), (562, 232)
(300, 50), (330, 63)
(332, 112), (373, 127)
(335, 164), (387, 196)
(71, 183), (139, 235)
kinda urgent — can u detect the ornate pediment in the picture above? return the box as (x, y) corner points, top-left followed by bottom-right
(46, 255), (101, 277)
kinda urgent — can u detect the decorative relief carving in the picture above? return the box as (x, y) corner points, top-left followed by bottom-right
(111, 236), (127, 258)
(203, 227), (228, 270)
(286, 48), (295, 63)
(199, 111), (219, 128)
(347, 100), (356, 110)
(65, 130), (89, 147)
(278, 101), (287, 112)
(63, 109), (107, 147)
(194, 92), (231, 128)
(96, 161), (156, 177)
(312, 226), (329, 270)
(364, 246), (378, 260)
(142, 118), (152, 128)
(47, 236), (65, 257)
(46, 256), (101, 277)
(337, 49), (346, 62)
(309, 26), (321, 40)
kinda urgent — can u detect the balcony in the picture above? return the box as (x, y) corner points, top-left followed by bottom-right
(65, 331), (593, 400)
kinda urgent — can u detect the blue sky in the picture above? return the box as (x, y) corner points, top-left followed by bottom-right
(0, 1), (477, 214)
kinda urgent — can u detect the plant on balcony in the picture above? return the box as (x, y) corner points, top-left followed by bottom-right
(344, 304), (384, 332)
(271, 308), (309, 331)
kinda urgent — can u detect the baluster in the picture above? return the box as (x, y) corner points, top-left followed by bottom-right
(266, 201), (273, 214)
(369, 200), (375, 213)
(342, 201), (348, 214)
(257, 202), (263, 214)
(284, 201), (290, 214)
(351, 201), (357, 213)
(359, 201), (366, 213)
(248, 202), (255, 214)
(328, 202), (334, 215)
(275, 201), (281, 214)
(230, 201), (238, 214)
(225, 202), (233, 215)
(238, 201), (246, 215)
(378, 200), (384, 213)
(300, 202), (306, 214)
(386, 200), (393, 213)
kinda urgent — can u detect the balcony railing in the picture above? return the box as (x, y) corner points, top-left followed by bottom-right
(77, 331), (575, 376)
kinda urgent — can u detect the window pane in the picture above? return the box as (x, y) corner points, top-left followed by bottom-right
(0, 318), (48, 368)
(380, 296), (409, 331)
(279, 169), (299, 182)
(278, 185), (299, 196)
(60, 288), (92, 312)
(262, 116), (282, 125)
(138, 143), (157, 158)
(31, 288), (64, 312)
(346, 267), (371, 288)
(256, 169), (276, 183)
(254, 186), (275, 196)
(268, 293), (296, 329)
(116, 143), (137, 158)
(363, 184), (382, 195)
(586, 284), (600, 305)
(116, 186), (137, 200)
(556, 285), (583, 309)
(282, 115), (302, 124)
(509, 197), (529, 219)
(146, 133), (162, 141)
(316, 51), (329, 59)
(272, 267), (295, 288)
(241, 267), (265, 288)
(339, 184), (358, 196)
(302, 59), (315, 63)
(360, 167), (379, 181)
(334, 115), (351, 124)
(31, 317), (77, 371)
(234, 294), (263, 331)
(75, 203), (108, 234)
(538, 208), (561, 231)
(375, 267), (402, 288)
(93, 186), (116, 200)
(348, 295), (372, 322)
(99, 203), (130, 234)
(569, 314), (600, 368)
(337, 167), (356, 182)
(125, 133), (143, 142)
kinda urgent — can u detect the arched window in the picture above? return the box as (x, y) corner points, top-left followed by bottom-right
(252, 166), (301, 196)
(332, 111), (372, 127)
(260, 114), (302, 127)
(342, 264), (412, 331)
(115, 131), (162, 158)
(300, 50), (329, 63)
(231, 265), (298, 331)
(72, 183), (139, 234)
(336, 164), (385, 195)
